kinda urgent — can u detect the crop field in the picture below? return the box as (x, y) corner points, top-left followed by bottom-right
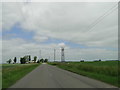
(2, 63), (40, 88)
(49, 61), (119, 87)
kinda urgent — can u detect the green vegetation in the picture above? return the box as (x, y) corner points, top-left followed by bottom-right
(13, 57), (17, 64)
(20, 55), (30, 64)
(33, 56), (37, 63)
(49, 61), (119, 87)
(2, 63), (40, 88)
(37, 58), (48, 63)
(0, 65), (2, 90)
(6, 59), (12, 64)
(44, 59), (48, 62)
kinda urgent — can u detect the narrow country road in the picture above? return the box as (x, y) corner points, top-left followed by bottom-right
(10, 64), (116, 88)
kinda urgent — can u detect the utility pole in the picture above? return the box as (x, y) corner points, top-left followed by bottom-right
(54, 49), (56, 62)
(39, 50), (41, 60)
(61, 47), (65, 62)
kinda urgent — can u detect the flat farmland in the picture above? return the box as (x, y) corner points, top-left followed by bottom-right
(49, 61), (119, 87)
(2, 63), (40, 88)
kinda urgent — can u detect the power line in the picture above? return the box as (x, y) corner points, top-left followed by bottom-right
(16, 3), (118, 51)
(85, 3), (118, 33)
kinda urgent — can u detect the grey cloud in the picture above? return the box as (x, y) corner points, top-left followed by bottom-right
(2, 2), (118, 62)
(2, 38), (118, 63)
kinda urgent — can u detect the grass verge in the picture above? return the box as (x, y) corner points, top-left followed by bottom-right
(49, 61), (119, 87)
(2, 63), (40, 88)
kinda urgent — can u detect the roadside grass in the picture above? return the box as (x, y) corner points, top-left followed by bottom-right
(2, 63), (40, 88)
(49, 61), (119, 87)
(0, 66), (2, 90)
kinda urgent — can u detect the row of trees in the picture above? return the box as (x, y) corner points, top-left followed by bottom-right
(7, 57), (17, 64)
(6, 55), (48, 64)
(37, 58), (48, 63)
(20, 55), (38, 64)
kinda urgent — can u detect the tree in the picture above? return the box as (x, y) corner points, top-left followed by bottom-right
(80, 60), (84, 62)
(99, 59), (101, 61)
(23, 56), (29, 63)
(44, 59), (48, 62)
(29, 55), (31, 62)
(20, 57), (24, 64)
(37, 60), (40, 63)
(20, 57), (26, 64)
(40, 59), (44, 63)
(13, 57), (17, 64)
(7, 59), (12, 64)
(34, 56), (37, 63)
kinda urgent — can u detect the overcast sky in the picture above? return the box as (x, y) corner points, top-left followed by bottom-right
(1, 2), (118, 63)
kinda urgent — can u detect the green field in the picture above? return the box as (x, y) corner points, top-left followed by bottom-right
(0, 64), (2, 90)
(2, 63), (40, 88)
(49, 61), (119, 87)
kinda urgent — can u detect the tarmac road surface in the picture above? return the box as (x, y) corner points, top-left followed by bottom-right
(10, 64), (117, 88)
